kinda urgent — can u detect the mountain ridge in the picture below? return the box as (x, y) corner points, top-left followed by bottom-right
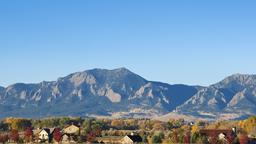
(172, 73), (256, 120)
(0, 68), (255, 120)
(0, 68), (198, 119)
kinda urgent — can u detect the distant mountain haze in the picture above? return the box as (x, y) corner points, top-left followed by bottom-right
(0, 68), (255, 120)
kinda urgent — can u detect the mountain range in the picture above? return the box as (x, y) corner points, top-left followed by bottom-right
(0, 68), (255, 120)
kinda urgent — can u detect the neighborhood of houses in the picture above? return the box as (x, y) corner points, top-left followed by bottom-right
(31, 124), (143, 144)
(0, 116), (256, 144)
(35, 124), (81, 143)
(16, 124), (244, 144)
(15, 124), (255, 144)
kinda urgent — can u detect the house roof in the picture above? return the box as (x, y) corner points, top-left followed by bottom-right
(64, 124), (79, 129)
(33, 129), (41, 135)
(39, 128), (56, 135)
(49, 128), (55, 134)
(126, 135), (142, 142)
(39, 128), (50, 134)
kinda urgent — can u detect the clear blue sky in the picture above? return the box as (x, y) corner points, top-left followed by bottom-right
(0, 0), (256, 87)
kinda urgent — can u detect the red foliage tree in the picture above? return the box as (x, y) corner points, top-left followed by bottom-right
(208, 131), (217, 144)
(24, 127), (33, 142)
(239, 134), (249, 144)
(171, 131), (178, 143)
(226, 133), (233, 144)
(183, 133), (190, 144)
(9, 129), (19, 142)
(53, 128), (62, 143)
(86, 132), (96, 143)
(0, 135), (9, 143)
(94, 127), (102, 136)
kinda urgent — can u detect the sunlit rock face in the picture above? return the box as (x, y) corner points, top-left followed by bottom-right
(175, 74), (256, 120)
(0, 68), (197, 118)
(1, 69), (255, 120)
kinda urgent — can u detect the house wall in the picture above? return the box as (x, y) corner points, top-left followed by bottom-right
(121, 136), (133, 144)
(39, 130), (49, 140)
(64, 125), (79, 134)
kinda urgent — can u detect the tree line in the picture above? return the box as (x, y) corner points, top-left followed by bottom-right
(0, 116), (255, 143)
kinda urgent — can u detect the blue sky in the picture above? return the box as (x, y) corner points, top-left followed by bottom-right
(0, 0), (256, 87)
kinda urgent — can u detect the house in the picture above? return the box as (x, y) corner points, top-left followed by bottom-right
(33, 129), (41, 136)
(199, 129), (236, 143)
(38, 128), (51, 142)
(33, 129), (41, 143)
(61, 124), (80, 143)
(61, 133), (77, 144)
(63, 124), (80, 135)
(38, 128), (55, 143)
(218, 133), (226, 140)
(95, 133), (142, 144)
(121, 133), (143, 144)
(61, 133), (78, 144)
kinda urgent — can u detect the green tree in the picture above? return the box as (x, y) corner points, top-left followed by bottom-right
(152, 132), (164, 143)
(0, 121), (9, 131)
(82, 119), (93, 135)
(152, 135), (162, 143)
(59, 117), (71, 127)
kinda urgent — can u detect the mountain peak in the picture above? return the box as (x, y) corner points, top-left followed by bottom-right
(0, 69), (256, 120)
(228, 73), (256, 79)
(111, 67), (134, 74)
(215, 73), (256, 87)
(113, 67), (130, 71)
(88, 67), (131, 73)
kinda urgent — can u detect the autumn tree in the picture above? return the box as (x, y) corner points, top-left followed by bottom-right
(24, 127), (33, 142)
(8, 118), (19, 130)
(152, 122), (165, 131)
(0, 134), (9, 143)
(86, 132), (96, 143)
(9, 129), (19, 142)
(191, 125), (200, 134)
(4, 118), (31, 131)
(111, 119), (125, 129)
(183, 132), (190, 144)
(238, 133), (249, 144)
(167, 119), (183, 129)
(82, 119), (104, 137)
(169, 130), (178, 143)
(92, 124), (101, 136)
(138, 119), (152, 131)
(53, 128), (62, 143)
(239, 116), (256, 137)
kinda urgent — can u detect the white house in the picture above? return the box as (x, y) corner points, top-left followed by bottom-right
(39, 128), (51, 142)
(38, 128), (55, 142)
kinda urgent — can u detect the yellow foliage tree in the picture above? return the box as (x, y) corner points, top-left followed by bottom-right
(191, 125), (200, 134)
(239, 116), (256, 136)
(4, 118), (31, 130)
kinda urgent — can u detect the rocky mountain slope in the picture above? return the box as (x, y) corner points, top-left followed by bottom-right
(1, 68), (255, 120)
(0, 68), (198, 118)
(174, 74), (256, 120)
